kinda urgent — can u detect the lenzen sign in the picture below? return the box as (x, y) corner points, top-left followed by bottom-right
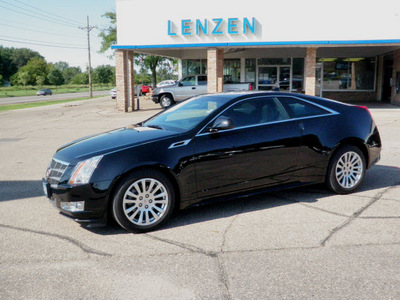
(168, 18), (256, 36)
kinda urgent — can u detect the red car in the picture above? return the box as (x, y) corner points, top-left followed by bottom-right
(141, 85), (151, 95)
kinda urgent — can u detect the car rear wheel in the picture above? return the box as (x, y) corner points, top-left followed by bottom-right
(112, 170), (175, 233)
(160, 94), (174, 108)
(326, 145), (366, 194)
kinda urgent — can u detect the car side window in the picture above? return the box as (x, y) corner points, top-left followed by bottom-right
(277, 97), (330, 118)
(218, 97), (288, 129)
(198, 76), (207, 86)
(181, 76), (195, 86)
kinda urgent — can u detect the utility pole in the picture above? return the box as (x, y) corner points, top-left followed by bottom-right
(79, 16), (97, 97)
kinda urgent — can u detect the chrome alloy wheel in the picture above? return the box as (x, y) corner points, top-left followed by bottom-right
(122, 178), (169, 226)
(335, 151), (363, 189)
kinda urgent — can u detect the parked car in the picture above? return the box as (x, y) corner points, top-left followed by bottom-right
(110, 88), (117, 99)
(141, 85), (151, 95)
(37, 89), (52, 96)
(152, 74), (254, 108)
(42, 92), (381, 233)
(110, 87), (142, 99)
(157, 80), (176, 88)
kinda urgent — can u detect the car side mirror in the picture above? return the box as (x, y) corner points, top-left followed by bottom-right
(178, 82), (183, 87)
(209, 117), (234, 133)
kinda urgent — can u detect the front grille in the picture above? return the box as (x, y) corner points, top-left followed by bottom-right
(46, 159), (69, 186)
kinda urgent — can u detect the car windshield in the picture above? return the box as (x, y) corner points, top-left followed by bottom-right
(143, 95), (231, 132)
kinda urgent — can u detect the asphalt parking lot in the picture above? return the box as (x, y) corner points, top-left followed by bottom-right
(1, 96), (399, 299)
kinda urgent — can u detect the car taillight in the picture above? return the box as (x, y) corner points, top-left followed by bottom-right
(356, 105), (372, 116)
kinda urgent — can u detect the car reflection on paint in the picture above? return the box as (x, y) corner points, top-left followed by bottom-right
(42, 92), (381, 233)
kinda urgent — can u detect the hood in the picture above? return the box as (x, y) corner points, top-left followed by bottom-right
(54, 126), (176, 163)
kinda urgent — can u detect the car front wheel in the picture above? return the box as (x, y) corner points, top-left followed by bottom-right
(112, 170), (175, 233)
(160, 94), (174, 109)
(326, 145), (366, 194)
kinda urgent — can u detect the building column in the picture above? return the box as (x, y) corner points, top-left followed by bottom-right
(305, 47), (317, 96)
(115, 50), (128, 112)
(392, 49), (400, 105)
(127, 51), (135, 110)
(207, 48), (224, 93)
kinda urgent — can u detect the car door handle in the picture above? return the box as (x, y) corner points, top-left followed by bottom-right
(192, 87), (196, 90)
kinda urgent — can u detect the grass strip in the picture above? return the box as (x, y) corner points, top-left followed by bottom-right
(0, 96), (105, 112)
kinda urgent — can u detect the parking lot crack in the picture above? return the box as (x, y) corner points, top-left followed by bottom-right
(272, 193), (349, 218)
(145, 234), (217, 258)
(216, 254), (232, 300)
(0, 223), (112, 257)
(220, 202), (246, 253)
(320, 185), (396, 247)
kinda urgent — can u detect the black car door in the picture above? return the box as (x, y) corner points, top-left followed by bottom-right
(192, 96), (302, 199)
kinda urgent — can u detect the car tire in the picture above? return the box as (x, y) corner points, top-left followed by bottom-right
(160, 94), (174, 109)
(112, 169), (175, 233)
(326, 145), (366, 194)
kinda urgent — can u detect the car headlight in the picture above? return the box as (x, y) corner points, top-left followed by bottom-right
(69, 155), (103, 185)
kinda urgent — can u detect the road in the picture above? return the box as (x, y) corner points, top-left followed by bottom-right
(0, 90), (110, 105)
(0, 98), (399, 299)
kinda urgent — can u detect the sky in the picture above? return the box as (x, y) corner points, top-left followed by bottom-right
(0, 0), (116, 70)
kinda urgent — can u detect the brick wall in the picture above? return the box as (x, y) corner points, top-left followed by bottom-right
(115, 50), (128, 112)
(322, 91), (377, 102)
(305, 48), (317, 96)
(207, 48), (224, 93)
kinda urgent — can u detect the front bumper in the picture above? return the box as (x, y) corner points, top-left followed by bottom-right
(152, 95), (160, 103)
(42, 178), (109, 226)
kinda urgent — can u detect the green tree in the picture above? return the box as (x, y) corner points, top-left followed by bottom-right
(18, 71), (30, 87)
(63, 66), (82, 84)
(15, 57), (48, 85)
(70, 72), (89, 84)
(0, 46), (44, 82)
(0, 46), (14, 81)
(98, 11), (116, 56)
(53, 61), (69, 72)
(93, 65), (114, 85)
(12, 48), (43, 69)
(36, 75), (46, 86)
(47, 68), (65, 86)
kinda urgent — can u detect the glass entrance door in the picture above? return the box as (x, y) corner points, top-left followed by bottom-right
(257, 66), (291, 91)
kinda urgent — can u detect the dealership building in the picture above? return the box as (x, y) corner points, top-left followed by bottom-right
(112, 0), (400, 111)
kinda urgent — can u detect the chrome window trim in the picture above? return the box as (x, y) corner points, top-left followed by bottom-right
(195, 95), (339, 137)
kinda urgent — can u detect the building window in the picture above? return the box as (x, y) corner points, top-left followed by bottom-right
(224, 59), (241, 83)
(258, 58), (291, 65)
(245, 59), (256, 83)
(182, 59), (207, 76)
(322, 58), (376, 91)
(292, 58), (304, 92)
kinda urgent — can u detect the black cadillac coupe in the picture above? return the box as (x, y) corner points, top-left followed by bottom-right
(43, 92), (381, 233)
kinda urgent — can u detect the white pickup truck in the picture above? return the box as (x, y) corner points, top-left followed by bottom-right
(152, 74), (254, 108)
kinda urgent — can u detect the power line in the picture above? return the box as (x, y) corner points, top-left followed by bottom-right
(13, 0), (83, 27)
(0, 36), (86, 49)
(0, 2), (81, 29)
(0, 22), (86, 40)
(0, 35), (86, 48)
(0, 0), (83, 27)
